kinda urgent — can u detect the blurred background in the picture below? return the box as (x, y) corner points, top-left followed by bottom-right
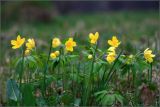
(0, 1), (159, 105)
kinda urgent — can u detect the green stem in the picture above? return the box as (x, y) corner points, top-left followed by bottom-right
(107, 70), (116, 83)
(150, 63), (152, 82)
(60, 46), (65, 89)
(76, 61), (80, 97)
(58, 48), (61, 80)
(96, 64), (104, 89)
(43, 40), (52, 97)
(84, 44), (98, 105)
(26, 57), (32, 83)
(148, 69), (150, 82)
(105, 50), (123, 87)
(90, 44), (98, 91)
(102, 64), (107, 82)
(19, 45), (25, 106)
(90, 44), (98, 79)
(128, 70), (130, 89)
(132, 70), (135, 88)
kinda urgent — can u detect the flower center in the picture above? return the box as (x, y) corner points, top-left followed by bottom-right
(17, 40), (21, 45)
(67, 42), (72, 47)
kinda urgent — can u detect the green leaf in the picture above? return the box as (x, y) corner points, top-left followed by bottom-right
(134, 58), (149, 71)
(94, 90), (114, 105)
(46, 75), (56, 86)
(32, 55), (43, 68)
(26, 56), (37, 68)
(74, 98), (81, 106)
(61, 93), (74, 105)
(82, 51), (89, 56)
(120, 65), (130, 76)
(95, 90), (124, 106)
(115, 93), (124, 105)
(98, 59), (108, 65)
(6, 79), (21, 102)
(22, 83), (35, 106)
(15, 58), (23, 75)
(94, 90), (107, 96)
(36, 97), (46, 107)
(102, 94), (115, 106)
(66, 55), (79, 61)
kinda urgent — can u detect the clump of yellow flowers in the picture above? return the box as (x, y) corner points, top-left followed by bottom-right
(106, 36), (120, 63)
(25, 38), (36, 55)
(106, 52), (116, 64)
(144, 48), (155, 63)
(10, 33), (158, 107)
(11, 34), (156, 64)
(26, 39), (35, 50)
(11, 35), (25, 49)
(65, 38), (77, 52)
(50, 37), (61, 59)
(50, 37), (77, 59)
(50, 51), (60, 59)
(10, 35), (35, 55)
(88, 32), (99, 60)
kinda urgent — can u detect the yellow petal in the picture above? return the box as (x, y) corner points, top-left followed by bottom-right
(55, 51), (60, 56)
(21, 38), (25, 44)
(91, 40), (96, 44)
(28, 39), (32, 42)
(17, 35), (21, 40)
(11, 40), (17, 45)
(89, 33), (94, 39)
(144, 48), (149, 53)
(108, 40), (113, 45)
(151, 54), (155, 57)
(95, 32), (99, 39)
(144, 48), (149, 51)
(12, 45), (18, 49)
(69, 38), (73, 41)
(148, 58), (153, 63)
(108, 47), (116, 52)
(118, 41), (121, 45)
(66, 47), (73, 52)
(50, 53), (56, 59)
(112, 36), (117, 41)
(73, 42), (77, 46)
(26, 43), (32, 49)
(25, 49), (30, 55)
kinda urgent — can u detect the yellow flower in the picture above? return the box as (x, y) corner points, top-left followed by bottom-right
(65, 38), (77, 52)
(89, 32), (99, 44)
(108, 36), (121, 48)
(52, 38), (61, 48)
(11, 35), (25, 49)
(55, 51), (60, 56)
(25, 49), (30, 56)
(50, 52), (57, 59)
(26, 38), (35, 50)
(107, 47), (116, 53)
(144, 48), (155, 63)
(106, 52), (116, 64)
(88, 54), (93, 59)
